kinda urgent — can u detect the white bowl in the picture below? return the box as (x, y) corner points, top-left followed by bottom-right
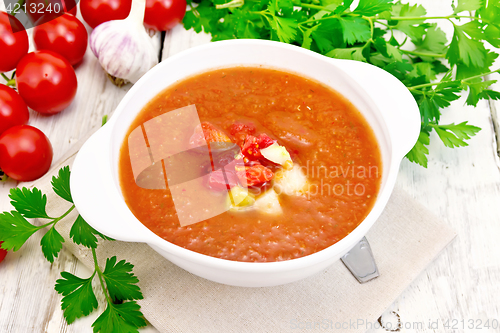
(71, 39), (420, 287)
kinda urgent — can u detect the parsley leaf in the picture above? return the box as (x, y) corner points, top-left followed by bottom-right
(102, 257), (144, 302)
(182, 0), (500, 167)
(478, 0), (500, 22)
(301, 26), (317, 49)
(70, 215), (102, 249)
(456, 51), (498, 80)
(413, 81), (462, 125)
(453, 0), (484, 14)
(447, 25), (487, 68)
(312, 19), (343, 53)
(464, 79), (497, 106)
(338, 17), (371, 44)
(417, 95), (441, 125)
(265, 0), (298, 43)
(0, 165), (145, 332)
(406, 130), (430, 168)
(51, 166), (73, 203)
(484, 24), (500, 48)
(272, 16), (298, 43)
(479, 89), (500, 100)
(431, 122), (481, 148)
(41, 225), (65, 263)
(390, 3), (427, 41)
(353, 0), (392, 16)
(9, 187), (51, 219)
(0, 211), (41, 251)
(92, 301), (147, 333)
(415, 24), (447, 54)
(327, 47), (366, 61)
(55, 272), (99, 324)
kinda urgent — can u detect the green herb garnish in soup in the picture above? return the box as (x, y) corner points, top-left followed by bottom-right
(119, 67), (382, 262)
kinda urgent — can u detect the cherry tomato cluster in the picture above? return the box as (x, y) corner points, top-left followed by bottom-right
(0, 10), (88, 182)
(80, 0), (186, 31)
(0, 1), (185, 263)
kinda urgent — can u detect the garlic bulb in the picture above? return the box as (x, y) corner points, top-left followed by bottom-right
(89, 0), (158, 85)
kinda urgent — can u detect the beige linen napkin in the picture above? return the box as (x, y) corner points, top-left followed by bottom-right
(26, 128), (456, 333)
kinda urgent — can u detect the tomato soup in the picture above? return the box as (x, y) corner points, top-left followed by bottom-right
(119, 67), (382, 262)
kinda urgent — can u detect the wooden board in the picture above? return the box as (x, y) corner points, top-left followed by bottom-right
(1, 0), (500, 332)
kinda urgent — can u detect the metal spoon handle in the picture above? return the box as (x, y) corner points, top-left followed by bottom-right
(341, 237), (379, 283)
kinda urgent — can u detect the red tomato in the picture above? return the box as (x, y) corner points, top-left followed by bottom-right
(230, 122), (255, 146)
(16, 51), (78, 115)
(80, 0), (132, 28)
(0, 84), (29, 136)
(34, 14), (88, 66)
(256, 133), (274, 149)
(241, 135), (262, 160)
(0, 242), (6, 263)
(63, 0), (78, 15)
(25, 0), (77, 26)
(0, 125), (53, 181)
(144, 0), (186, 31)
(0, 12), (29, 73)
(236, 164), (274, 187)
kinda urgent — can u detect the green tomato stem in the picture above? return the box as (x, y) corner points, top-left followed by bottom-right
(0, 169), (10, 182)
(1, 73), (15, 87)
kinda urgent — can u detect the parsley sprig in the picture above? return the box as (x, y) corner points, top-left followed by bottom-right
(0, 167), (147, 332)
(183, 0), (500, 167)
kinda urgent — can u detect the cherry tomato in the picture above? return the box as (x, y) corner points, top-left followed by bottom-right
(25, 0), (77, 26)
(0, 242), (6, 263)
(144, 0), (186, 31)
(80, 0), (132, 29)
(16, 51), (78, 115)
(0, 125), (53, 181)
(63, 0), (78, 15)
(0, 84), (29, 136)
(0, 12), (29, 73)
(34, 14), (88, 66)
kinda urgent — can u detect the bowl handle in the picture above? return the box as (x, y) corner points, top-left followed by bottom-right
(331, 59), (421, 159)
(70, 127), (152, 242)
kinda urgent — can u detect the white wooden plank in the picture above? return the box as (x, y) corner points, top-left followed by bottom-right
(162, 25), (211, 60)
(371, 0), (500, 329)
(2, 0), (500, 331)
(0, 4), (161, 331)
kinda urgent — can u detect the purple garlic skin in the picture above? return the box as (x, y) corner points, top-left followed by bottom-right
(89, 0), (158, 84)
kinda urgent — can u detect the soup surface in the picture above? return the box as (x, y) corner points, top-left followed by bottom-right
(119, 67), (382, 262)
